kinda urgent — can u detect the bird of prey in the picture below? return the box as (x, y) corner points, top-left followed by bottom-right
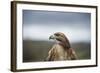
(46, 32), (77, 61)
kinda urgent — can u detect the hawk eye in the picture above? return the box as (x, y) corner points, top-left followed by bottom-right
(54, 33), (60, 36)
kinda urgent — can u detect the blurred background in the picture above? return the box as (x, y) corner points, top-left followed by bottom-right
(23, 10), (91, 62)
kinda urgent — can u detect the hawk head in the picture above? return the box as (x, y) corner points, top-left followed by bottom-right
(49, 32), (71, 49)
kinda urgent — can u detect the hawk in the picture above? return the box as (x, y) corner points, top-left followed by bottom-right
(46, 32), (77, 61)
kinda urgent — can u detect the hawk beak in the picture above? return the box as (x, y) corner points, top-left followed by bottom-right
(49, 35), (55, 40)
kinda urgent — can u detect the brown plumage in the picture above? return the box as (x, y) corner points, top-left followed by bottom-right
(46, 32), (77, 61)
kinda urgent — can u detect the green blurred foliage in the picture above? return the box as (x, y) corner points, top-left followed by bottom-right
(23, 40), (90, 62)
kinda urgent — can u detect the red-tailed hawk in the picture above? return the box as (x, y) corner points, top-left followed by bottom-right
(46, 32), (77, 61)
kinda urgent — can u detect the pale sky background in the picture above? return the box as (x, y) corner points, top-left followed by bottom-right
(23, 10), (91, 42)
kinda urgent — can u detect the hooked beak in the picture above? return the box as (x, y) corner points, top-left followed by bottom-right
(49, 35), (56, 40)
